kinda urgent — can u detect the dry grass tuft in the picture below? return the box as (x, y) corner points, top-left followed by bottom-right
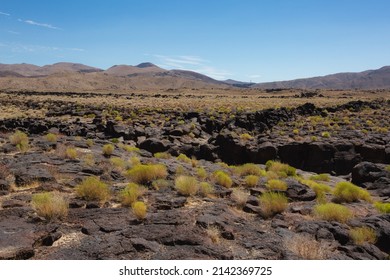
(259, 192), (288, 218)
(285, 234), (329, 260)
(75, 176), (111, 202)
(314, 203), (352, 223)
(120, 183), (145, 207)
(213, 170), (233, 188)
(126, 164), (167, 184)
(350, 226), (377, 245)
(333, 181), (372, 203)
(132, 201), (147, 220)
(31, 191), (68, 220)
(175, 175), (199, 196)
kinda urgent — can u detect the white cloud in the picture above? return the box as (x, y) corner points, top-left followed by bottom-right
(249, 74), (261, 78)
(23, 19), (61, 30)
(7, 30), (20, 35)
(153, 54), (232, 80)
(0, 11), (10, 16)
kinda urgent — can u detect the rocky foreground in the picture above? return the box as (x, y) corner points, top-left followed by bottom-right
(0, 96), (389, 260)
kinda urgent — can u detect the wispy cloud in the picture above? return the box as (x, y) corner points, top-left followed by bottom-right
(7, 30), (20, 35)
(20, 19), (61, 30)
(153, 54), (231, 80)
(66, 47), (85, 52)
(0, 11), (10, 16)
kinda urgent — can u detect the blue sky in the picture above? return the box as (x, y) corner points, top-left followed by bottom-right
(0, 0), (389, 82)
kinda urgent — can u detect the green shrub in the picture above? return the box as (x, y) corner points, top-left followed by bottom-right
(31, 192), (68, 220)
(65, 147), (78, 160)
(321, 131), (331, 138)
(199, 182), (214, 197)
(239, 133), (253, 141)
(265, 160), (296, 177)
(45, 133), (58, 143)
(154, 152), (171, 159)
(385, 165), (390, 172)
(374, 202), (390, 213)
(102, 144), (115, 156)
(245, 175), (259, 188)
(152, 179), (170, 190)
(177, 153), (192, 164)
(9, 130), (29, 152)
(314, 203), (352, 223)
(120, 183), (145, 207)
(300, 179), (332, 203)
(235, 163), (266, 177)
(110, 157), (129, 171)
(213, 170), (233, 188)
(86, 139), (94, 147)
(266, 179), (288, 191)
(175, 175), (199, 196)
(350, 226), (377, 245)
(75, 176), (110, 202)
(124, 145), (140, 153)
(126, 164), (167, 184)
(333, 181), (372, 203)
(259, 192), (288, 218)
(196, 167), (208, 180)
(310, 173), (330, 182)
(132, 201), (147, 220)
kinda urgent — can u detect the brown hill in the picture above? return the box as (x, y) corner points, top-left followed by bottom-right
(253, 66), (390, 89)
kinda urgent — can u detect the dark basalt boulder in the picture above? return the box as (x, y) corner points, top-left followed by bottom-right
(139, 138), (171, 153)
(352, 162), (386, 185)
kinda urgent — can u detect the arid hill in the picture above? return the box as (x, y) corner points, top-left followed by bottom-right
(253, 66), (390, 90)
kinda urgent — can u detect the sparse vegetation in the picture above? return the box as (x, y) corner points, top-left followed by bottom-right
(310, 173), (330, 182)
(333, 181), (372, 203)
(239, 133), (253, 141)
(9, 130), (29, 152)
(350, 226), (377, 245)
(177, 153), (192, 164)
(132, 201), (147, 220)
(127, 164), (167, 184)
(196, 167), (208, 180)
(31, 192), (68, 220)
(175, 175), (199, 196)
(266, 179), (288, 191)
(75, 176), (110, 202)
(235, 163), (265, 177)
(213, 170), (233, 188)
(102, 143), (115, 156)
(154, 152), (171, 159)
(314, 203), (352, 223)
(199, 182), (214, 197)
(120, 183), (145, 206)
(65, 147), (78, 160)
(245, 175), (259, 188)
(231, 189), (249, 208)
(265, 160), (296, 178)
(45, 133), (58, 143)
(374, 202), (390, 213)
(259, 192), (288, 218)
(285, 234), (329, 260)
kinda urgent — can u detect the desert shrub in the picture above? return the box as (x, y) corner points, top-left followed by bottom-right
(120, 183), (145, 206)
(132, 201), (147, 220)
(31, 192), (68, 220)
(213, 170), (233, 188)
(285, 234), (329, 260)
(175, 175), (199, 196)
(265, 160), (296, 177)
(231, 189), (249, 208)
(126, 164), (167, 184)
(65, 147), (78, 160)
(314, 203), (352, 223)
(310, 173), (330, 182)
(154, 152), (171, 159)
(86, 139), (94, 147)
(350, 226), (377, 245)
(75, 176), (110, 202)
(9, 130), (29, 152)
(196, 167), (208, 180)
(321, 131), (331, 138)
(385, 165), (390, 172)
(245, 175), (259, 188)
(293, 129), (299, 135)
(239, 133), (253, 141)
(266, 179), (288, 191)
(259, 192), (288, 218)
(206, 226), (220, 243)
(177, 153), (192, 164)
(124, 145), (140, 153)
(102, 144), (115, 156)
(152, 179), (170, 190)
(45, 133), (58, 143)
(82, 153), (95, 167)
(110, 157), (129, 171)
(199, 182), (214, 197)
(333, 181), (372, 203)
(175, 165), (186, 175)
(129, 156), (141, 166)
(235, 163), (265, 177)
(300, 179), (332, 203)
(374, 202), (390, 213)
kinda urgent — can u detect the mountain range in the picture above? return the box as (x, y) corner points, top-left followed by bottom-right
(0, 62), (389, 92)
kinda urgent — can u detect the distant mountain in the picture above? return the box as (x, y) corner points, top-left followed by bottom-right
(0, 62), (228, 91)
(253, 66), (390, 89)
(224, 79), (255, 88)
